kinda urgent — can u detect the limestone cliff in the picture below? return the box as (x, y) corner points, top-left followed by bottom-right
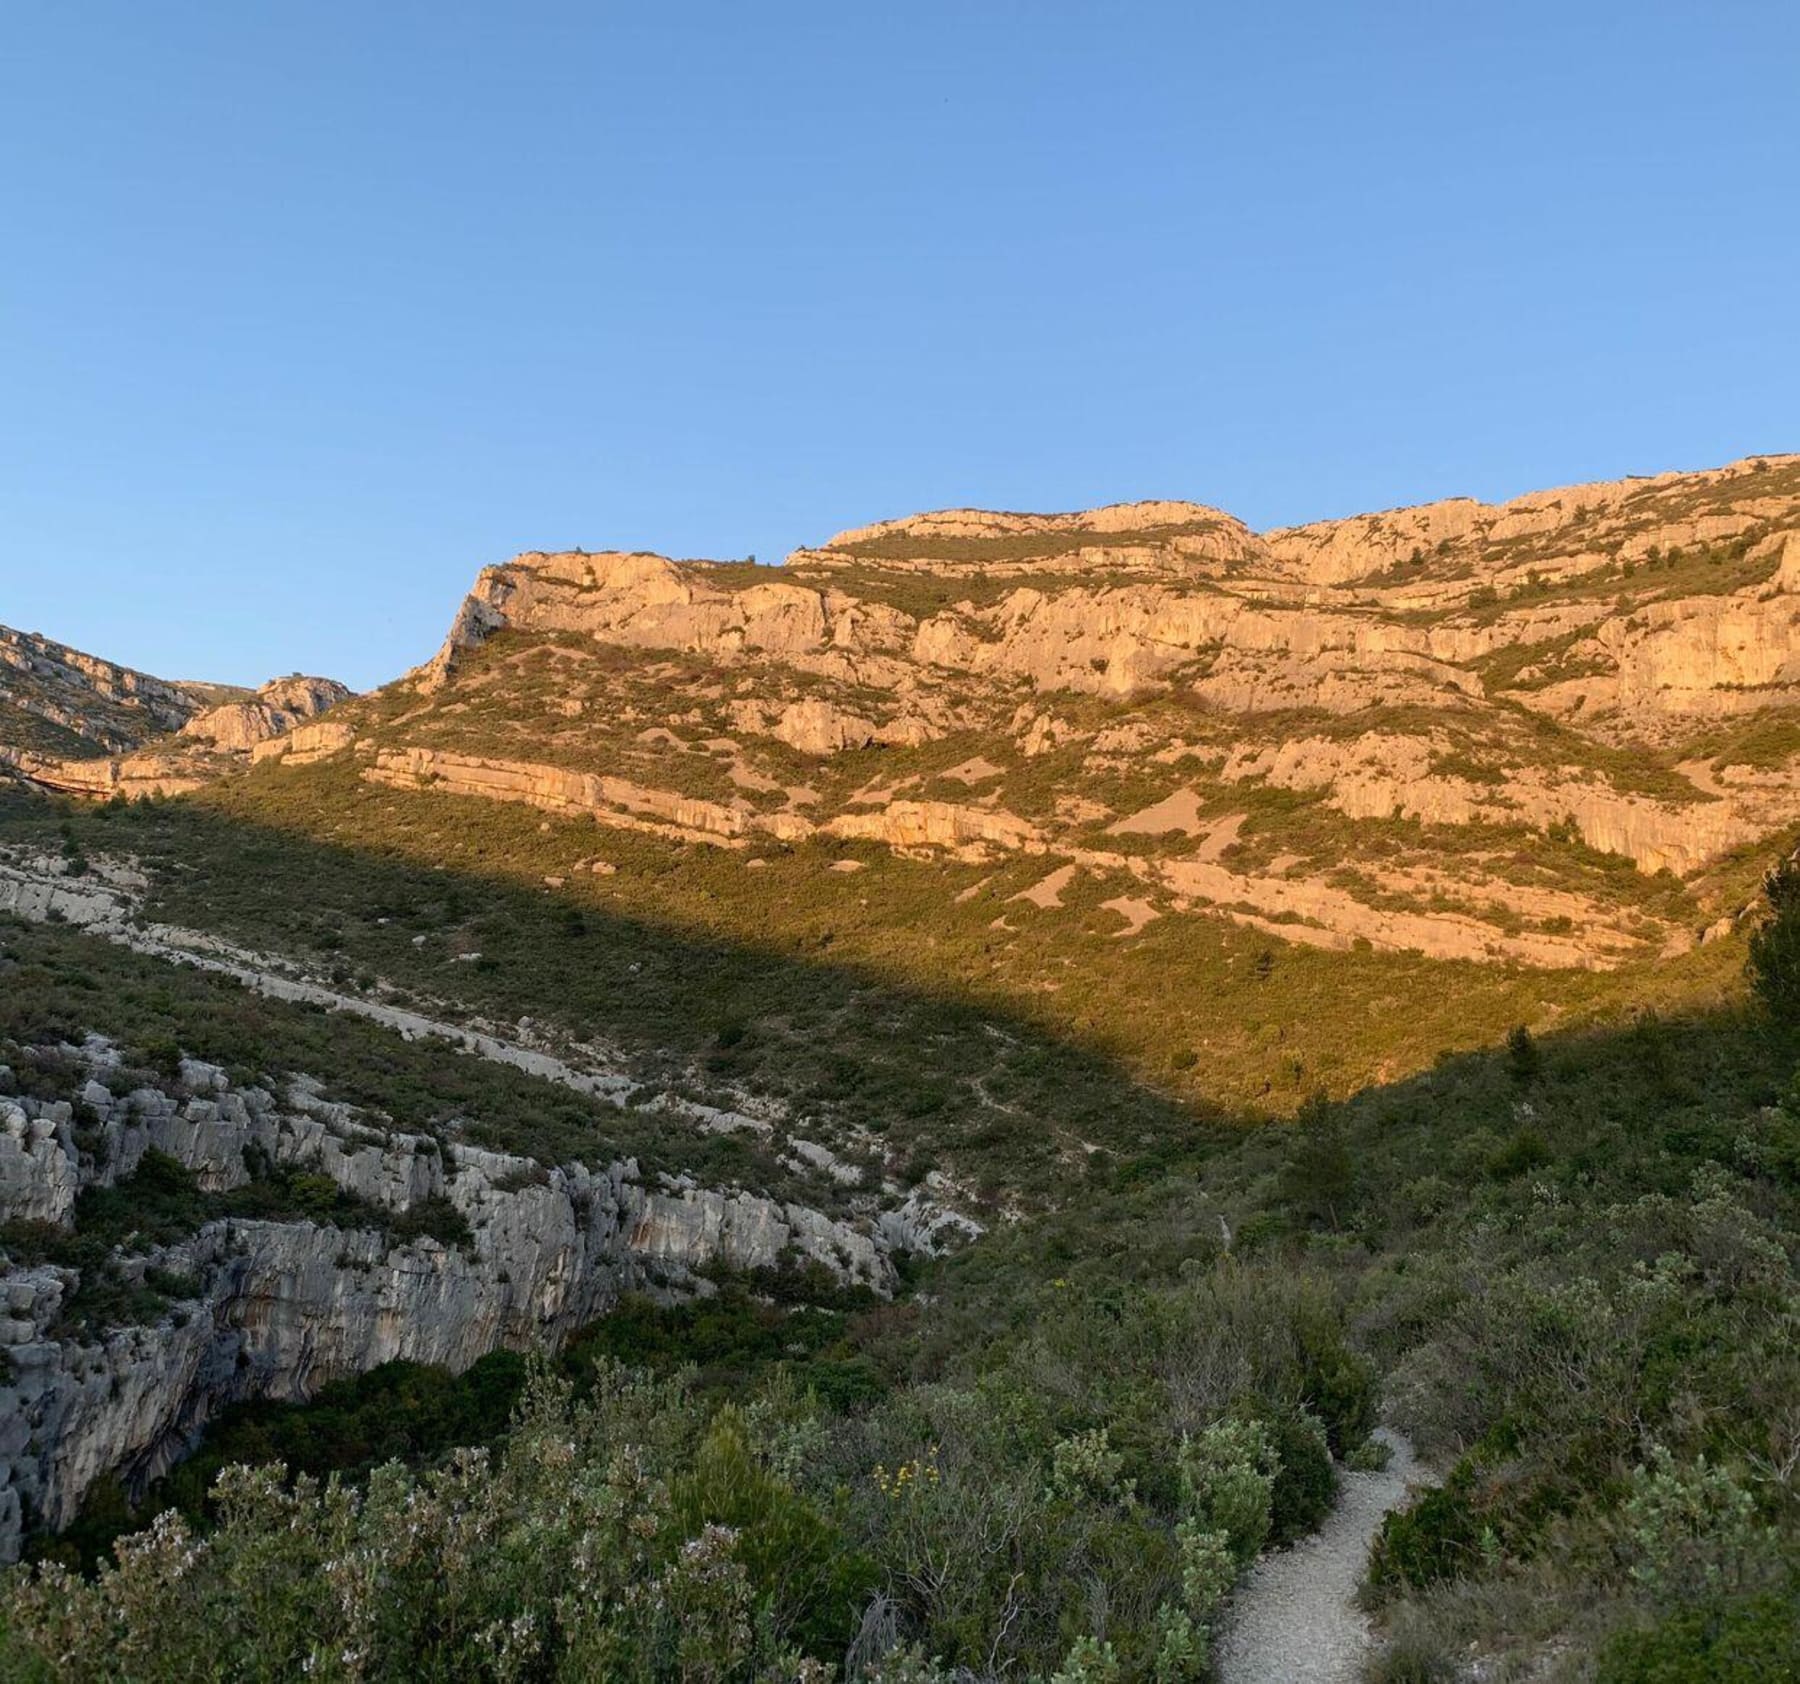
(271, 454), (1800, 969)
(0, 1036), (892, 1562)
(178, 674), (352, 751)
(0, 625), (220, 757)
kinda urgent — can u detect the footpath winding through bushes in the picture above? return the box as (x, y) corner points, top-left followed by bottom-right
(1216, 1430), (1425, 1684)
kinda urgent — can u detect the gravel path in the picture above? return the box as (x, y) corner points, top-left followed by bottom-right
(1215, 1429), (1424, 1684)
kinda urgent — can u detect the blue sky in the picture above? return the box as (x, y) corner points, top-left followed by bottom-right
(3, 2), (1795, 689)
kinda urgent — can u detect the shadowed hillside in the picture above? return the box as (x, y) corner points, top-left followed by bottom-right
(0, 766), (1758, 1185)
(3, 810), (1796, 1679)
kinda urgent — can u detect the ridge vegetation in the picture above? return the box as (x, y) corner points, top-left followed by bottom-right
(3, 852), (1797, 1679)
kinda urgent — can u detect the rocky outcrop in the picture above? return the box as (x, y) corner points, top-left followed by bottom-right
(413, 464), (1800, 741)
(361, 747), (1049, 863)
(0, 1038), (892, 1560)
(0, 1104), (83, 1225)
(418, 551), (868, 692)
(0, 624), (352, 797)
(251, 716), (359, 765)
(0, 624), (214, 755)
(797, 500), (1266, 583)
(726, 698), (939, 756)
(1217, 731), (1761, 877)
(1150, 854), (1621, 970)
(180, 674), (351, 751)
(760, 699), (880, 754)
(345, 729), (1661, 962)
(819, 499), (1252, 553)
(0, 747), (215, 800)
(364, 746), (813, 848)
(1264, 455), (1799, 587)
(1506, 532), (1800, 734)
(826, 799), (1045, 857)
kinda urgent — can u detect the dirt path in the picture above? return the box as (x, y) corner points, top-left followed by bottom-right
(1214, 1429), (1423, 1684)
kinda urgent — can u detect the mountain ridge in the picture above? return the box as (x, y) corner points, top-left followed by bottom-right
(0, 622), (351, 799)
(228, 451), (1800, 979)
(12, 455), (1800, 976)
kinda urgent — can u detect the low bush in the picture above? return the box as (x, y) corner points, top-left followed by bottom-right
(1261, 1407), (1336, 1543)
(1595, 1592), (1800, 1682)
(1367, 1470), (1487, 1600)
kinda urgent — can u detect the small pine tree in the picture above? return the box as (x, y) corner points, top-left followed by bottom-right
(1749, 856), (1800, 1023)
(1280, 1098), (1355, 1230)
(1506, 1024), (1541, 1085)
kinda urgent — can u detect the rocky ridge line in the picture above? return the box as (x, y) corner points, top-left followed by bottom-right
(0, 623), (351, 799)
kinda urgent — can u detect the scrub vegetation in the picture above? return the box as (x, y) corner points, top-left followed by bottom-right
(1, 825), (1797, 1677)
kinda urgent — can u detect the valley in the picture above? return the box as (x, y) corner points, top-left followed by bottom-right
(3, 456), (1799, 1681)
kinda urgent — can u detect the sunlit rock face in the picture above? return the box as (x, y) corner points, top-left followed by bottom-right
(318, 456), (1800, 968)
(0, 623), (353, 798)
(178, 675), (352, 751)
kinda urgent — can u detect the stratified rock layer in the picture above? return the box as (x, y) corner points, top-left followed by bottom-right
(307, 456), (1800, 968)
(0, 1041), (889, 1561)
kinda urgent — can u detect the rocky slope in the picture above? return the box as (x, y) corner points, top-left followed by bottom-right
(0, 622), (349, 797)
(253, 454), (1800, 970)
(0, 831), (924, 1567)
(0, 625), (224, 758)
(0, 1041), (889, 1560)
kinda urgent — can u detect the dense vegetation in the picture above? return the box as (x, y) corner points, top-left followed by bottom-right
(1, 786), (1797, 1678)
(34, 1277), (891, 1575)
(2, 1260), (1373, 1679)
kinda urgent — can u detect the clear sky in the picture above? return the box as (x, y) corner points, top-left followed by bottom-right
(3, 2), (1796, 690)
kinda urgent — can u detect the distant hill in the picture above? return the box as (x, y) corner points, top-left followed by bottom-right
(0, 622), (349, 797)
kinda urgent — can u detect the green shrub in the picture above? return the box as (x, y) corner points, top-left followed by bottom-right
(1621, 1449), (1774, 1606)
(0, 1367), (823, 1683)
(1346, 1435), (1393, 1473)
(1296, 1312), (1378, 1455)
(1596, 1592), (1800, 1682)
(386, 1194), (474, 1250)
(672, 1406), (872, 1657)
(1487, 1126), (1551, 1179)
(1367, 1470), (1486, 1600)
(1263, 1408), (1336, 1543)
(1369, 1630), (1459, 1684)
